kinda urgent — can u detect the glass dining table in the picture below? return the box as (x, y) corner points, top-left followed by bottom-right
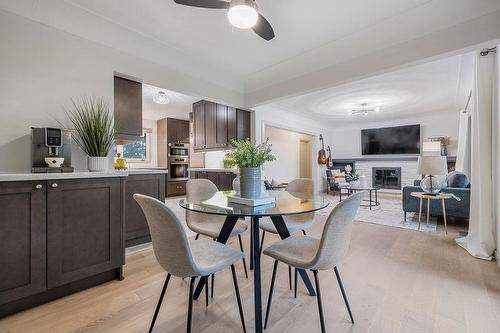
(179, 190), (330, 333)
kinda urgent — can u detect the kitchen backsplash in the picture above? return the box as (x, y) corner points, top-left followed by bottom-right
(204, 151), (227, 168)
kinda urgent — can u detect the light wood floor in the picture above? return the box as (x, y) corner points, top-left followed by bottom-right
(2, 201), (500, 332)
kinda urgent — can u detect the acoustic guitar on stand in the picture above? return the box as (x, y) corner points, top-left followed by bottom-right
(318, 134), (327, 165)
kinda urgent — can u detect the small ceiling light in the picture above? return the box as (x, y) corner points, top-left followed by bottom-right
(153, 91), (169, 105)
(227, 0), (259, 29)
(347, 103), (381, 116)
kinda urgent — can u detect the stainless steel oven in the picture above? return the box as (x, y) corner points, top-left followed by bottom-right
(168, 157), (189, 181)
(168, 143), (189, 158)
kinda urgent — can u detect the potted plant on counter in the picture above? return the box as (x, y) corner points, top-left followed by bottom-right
(66, 96), (115, 172)
(224, 139), (276, 199)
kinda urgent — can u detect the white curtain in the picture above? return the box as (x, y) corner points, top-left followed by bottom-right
(455, 112), (471, 178)
(456, 47), (500, 260)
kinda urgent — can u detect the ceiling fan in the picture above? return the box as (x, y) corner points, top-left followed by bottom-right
(173, 0), (275, 40)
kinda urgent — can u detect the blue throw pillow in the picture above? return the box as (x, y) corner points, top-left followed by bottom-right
(446, 171), (470, 188)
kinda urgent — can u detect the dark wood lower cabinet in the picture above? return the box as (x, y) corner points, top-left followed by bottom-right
(0, 181), (46, 305)
(191, 171), (236, 191)
(0, 177), (125, 318)
(46, 178), (123, 289)
(124, 174), (165, 247)
(167, 180), (187, 197)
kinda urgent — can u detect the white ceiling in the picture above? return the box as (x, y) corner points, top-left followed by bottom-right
(261, 53), (474, 124)
(0, 0), (499, 106)
(142, 84), (197, 120)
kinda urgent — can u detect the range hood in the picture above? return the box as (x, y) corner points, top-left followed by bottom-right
(114, 75), (143, 144)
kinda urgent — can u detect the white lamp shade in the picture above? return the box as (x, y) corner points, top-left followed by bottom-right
(422, 141), (441, 155)
(417, 156), (448, 175)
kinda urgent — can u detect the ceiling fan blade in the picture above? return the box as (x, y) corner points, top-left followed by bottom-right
(173, 0), (229, 9)
(252, 13), (275, 41)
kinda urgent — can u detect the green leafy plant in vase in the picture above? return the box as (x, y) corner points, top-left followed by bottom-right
(224, 139), (276, 198)
(65, 96), (115, 172)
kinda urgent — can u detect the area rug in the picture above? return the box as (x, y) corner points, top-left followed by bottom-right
(317, 194), (438, 233)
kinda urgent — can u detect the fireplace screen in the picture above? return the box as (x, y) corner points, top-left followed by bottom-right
(372, 167), (402, 189)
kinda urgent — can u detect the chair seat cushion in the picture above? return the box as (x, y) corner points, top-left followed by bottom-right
(189, 219), (248, 239)
(190, 239), (244, 276)
(263, 236), (320, 270)
(259, 216), (315, 235)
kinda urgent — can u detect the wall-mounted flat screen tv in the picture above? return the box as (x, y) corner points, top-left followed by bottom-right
(361, 124), (420, 155)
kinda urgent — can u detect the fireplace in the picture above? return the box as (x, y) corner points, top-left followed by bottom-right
(372, 167), (402, 190)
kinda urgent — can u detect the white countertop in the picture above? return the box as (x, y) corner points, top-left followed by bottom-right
(0, 169), (168, 182)
(188, 168), (238, 173)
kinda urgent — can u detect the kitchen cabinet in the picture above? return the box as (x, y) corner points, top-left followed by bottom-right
(191, 171), (237, 191)
(46, 178), (123, 288)
(166, 118), (189, 144)
(124, 174), (165, 247)
(0, 181), (46, 305)
(193, 100), (251, 151)
(167, 180), (187, 197)
(114, 76), (142, 142)
(0, 177), (124, 317)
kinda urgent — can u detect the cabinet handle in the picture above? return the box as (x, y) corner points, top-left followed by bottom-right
(51, 183), (58, 188)
(35, 184), (43, 189)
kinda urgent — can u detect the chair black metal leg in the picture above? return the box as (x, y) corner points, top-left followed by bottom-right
(205, 276), (209, 307)
(294, 268), (298, 298)
(302, 229), (307, 235)
(187, 277), (195, 333)
(313, 271), (326, 333)
(288, 265), (292, 290)
(149, 273), (171, 333)
(231, 264), (247, 333)
(238, 234), (249, 279)
(195, 234), (200, 240)
(250, 218), (254, 270)
(264, 260), (278, 329)
(211, 274), (214, 298)
(259, 231), (266, 256)
(334, 267), (354, 324)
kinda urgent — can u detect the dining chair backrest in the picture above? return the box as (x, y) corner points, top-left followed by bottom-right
(186, 179), (223, 226)
(286, 178), (315, 223)
(133, 194), (197, 278)
(310, 191), (364, 270)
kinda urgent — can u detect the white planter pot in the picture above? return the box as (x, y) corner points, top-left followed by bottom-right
(88, 156), (108, 172)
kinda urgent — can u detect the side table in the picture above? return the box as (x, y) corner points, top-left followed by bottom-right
(410, 192), (461, 235)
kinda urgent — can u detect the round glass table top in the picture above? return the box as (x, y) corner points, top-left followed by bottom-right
(179, 190), (330, 217)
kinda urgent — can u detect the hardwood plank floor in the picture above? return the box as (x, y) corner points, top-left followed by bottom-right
(1, 198), (499, 333)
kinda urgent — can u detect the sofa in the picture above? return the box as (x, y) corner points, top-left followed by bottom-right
(402, 171), (470, 220)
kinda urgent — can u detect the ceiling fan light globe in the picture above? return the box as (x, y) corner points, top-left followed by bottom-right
(227, 1), (258, 29)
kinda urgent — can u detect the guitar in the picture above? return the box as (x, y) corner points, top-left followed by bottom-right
(318, 134), (327, 165)
(326, 146), (333, 168)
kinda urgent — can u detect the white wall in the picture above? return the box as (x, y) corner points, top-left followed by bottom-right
(328, 111), (460, 159)
(264, 126), (313, 184)
(0, 10), (241, 172)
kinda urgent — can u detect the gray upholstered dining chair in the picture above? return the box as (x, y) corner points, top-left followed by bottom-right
(186, 179), (248, 279)
(133, 194), (246, 333)
(259, 178), (316, 289)
(262, 191), (365, 333)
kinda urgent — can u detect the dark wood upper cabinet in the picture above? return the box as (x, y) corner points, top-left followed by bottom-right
(0, 181), (46, 305)
(216, 103), (228, 147)
(193, 100), (251, 151)
(227, 106), (237, 143)
(167, 118), (177, 144)
(193, 101), (206, 150)
(204, 102), (217, 148)
(177, 119), (189, 143)
(237, 109), (251, 141)
(114, 76), (142, 142)
(46, 178), (123, 289)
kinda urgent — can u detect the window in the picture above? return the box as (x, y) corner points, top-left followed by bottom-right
(116, 129), (152, 163)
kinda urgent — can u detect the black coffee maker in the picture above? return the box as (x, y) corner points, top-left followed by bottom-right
(31, 127), (74, 173)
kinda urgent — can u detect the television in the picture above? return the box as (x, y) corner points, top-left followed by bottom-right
(361, 125), (420, 155)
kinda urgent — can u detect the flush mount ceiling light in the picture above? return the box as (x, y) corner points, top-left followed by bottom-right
(227, 0), (258, 29)
(173, 0), (275, 40)
(347, 103), (381, 116)
(153, 91), (170, 105)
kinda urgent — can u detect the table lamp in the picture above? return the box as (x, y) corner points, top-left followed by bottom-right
(417, 156), (448, 195)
